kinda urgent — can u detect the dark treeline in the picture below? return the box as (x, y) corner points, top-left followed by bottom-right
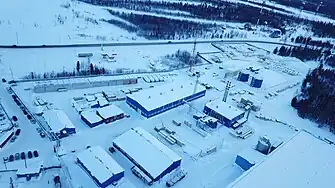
(270, 0), (335, 19)
(107, 10), (219, 40)
(292, 55), (335, 130)
(80, 0), (335, 38)
(273, 45), (330, 62)
(292, 36), (334, 49)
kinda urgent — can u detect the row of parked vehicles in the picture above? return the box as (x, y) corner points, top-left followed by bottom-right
(4, 150), (39, 162)
(12, 94), (36, 124)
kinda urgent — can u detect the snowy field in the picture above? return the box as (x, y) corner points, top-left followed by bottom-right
(0, 43), (217, 79)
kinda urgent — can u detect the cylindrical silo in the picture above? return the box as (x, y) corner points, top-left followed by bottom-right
(250, 76), (263, 88)
(237, 71), (250, 82)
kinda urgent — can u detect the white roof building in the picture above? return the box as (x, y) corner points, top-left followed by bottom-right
(43, 110), (75, 134)
(113, 127), (182, 180)
(97, 105), (124, 119)
(77, 146), (124, 186)
(127, 81), (205, 112)
(205, 100), (244, 121)
(229, 131), (335, 188)
(81, 110), (102, 125)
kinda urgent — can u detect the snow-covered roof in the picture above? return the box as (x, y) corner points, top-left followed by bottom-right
(206, 99), (244, 121)
(237, 148), (265, 165)
(77, 146), (124, 184)
(113, 127), (182, 179)
(97, 105), (124, 119)
(81, 110), (102, 124)
(127, 81), (205, 111)
(43, 110), (75, 133)
(230, 131), (335, 188)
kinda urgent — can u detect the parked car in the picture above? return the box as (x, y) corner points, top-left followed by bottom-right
(12, 116), (18, 122)
(30, 119), (36, 124)
(23, 110), (28, 115)
(15, 101), (21, 106)
(27, 115), (32, 120)
(9, 155), (14, 162)
(40, 132), (45, 138)
(27, 151), (33, 159)
(33, 150), (39, 157)
(21, 152), (26, 160)
(109, 147), (116, 153)
(10, 136), (16, 142)
(15, 153), (20, 160)
(2, 78), (6, 83)
(15, 129), (21, 136)
(12, 95), (17, 100)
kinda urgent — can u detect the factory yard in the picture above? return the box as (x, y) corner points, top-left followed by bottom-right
(1, 42), (335, 188)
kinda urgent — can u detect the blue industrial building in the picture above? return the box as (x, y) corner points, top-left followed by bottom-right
(204, 99), (245, 128)
(77, 146), (124, 188)
(126, 82), (206, 118)
(237, 71), (250, 82)
(80, 110), (103, 128)
(113, 127), (182, 181)
(250, 76), (263, 88)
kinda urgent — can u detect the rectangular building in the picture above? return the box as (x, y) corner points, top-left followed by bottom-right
(43, 110), (76, 138)
(126, 81), (206, 118)
(97, 105), (125, 124)
(204, 99), (245, 128)
(229, 131), (335, 188)
(77, 146), (124, 188)
(235, 148), (265, 171)
(113, 127), (182, 181)
(81, 110), (103, 128)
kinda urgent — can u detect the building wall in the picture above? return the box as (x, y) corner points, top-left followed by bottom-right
(235, 155), (254, 171)
(126, 90), (206, 118)
(77, 158), (124, 188)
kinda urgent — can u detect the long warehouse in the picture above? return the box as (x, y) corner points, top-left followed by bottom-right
(126, 81), (206, 118)
(229, 131), (335, 188)
(113, 127), (182, 181)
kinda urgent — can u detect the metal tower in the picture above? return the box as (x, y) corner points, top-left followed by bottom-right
(189, 39), (197, 72)
(222, 81), (231, 102)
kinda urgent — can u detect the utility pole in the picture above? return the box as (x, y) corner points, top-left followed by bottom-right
(189, 72), (200, 113)
(222, 81), (231, 102)
(315, 1), (323, 15)
(15, 32), (19, 44)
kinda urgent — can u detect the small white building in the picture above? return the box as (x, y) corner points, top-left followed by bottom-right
(81, 109), (103, 128)
(43, 110), (76, 138)
(97, 105), (125, 124)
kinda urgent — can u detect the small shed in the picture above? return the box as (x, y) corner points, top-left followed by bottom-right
(235, 148), (265, 171)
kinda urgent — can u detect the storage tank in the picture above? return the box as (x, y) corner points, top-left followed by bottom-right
(237, 71), (250, 82)
(250, 76), (263, 88)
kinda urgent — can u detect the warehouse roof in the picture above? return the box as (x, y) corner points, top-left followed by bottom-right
(77, 146), (124, 184)
(127, 81), (205, 111)
(230, 131), (335, 188)
(206, 99), (244, 121)
(97, 105), (124, 119)
(43, 110), (75, 133)
(113, 127), (181, 179)
(81, 110), (102, 124)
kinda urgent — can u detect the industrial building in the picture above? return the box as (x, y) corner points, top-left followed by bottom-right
(33, 75), (138, 93)
(113, 127), (182, 181)
(80, 109), (103, 128)
(96, 105), (125, 124)
(229, 131), (335, 188)
(126, 81), (206, 118)
(204, 99), (245, 128)
(77, 146), (124, 188)
(43, 110), (76, 138)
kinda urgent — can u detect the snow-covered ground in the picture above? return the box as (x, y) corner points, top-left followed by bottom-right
(0, 0), (140, 45)
(3, 41), (334, 188)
